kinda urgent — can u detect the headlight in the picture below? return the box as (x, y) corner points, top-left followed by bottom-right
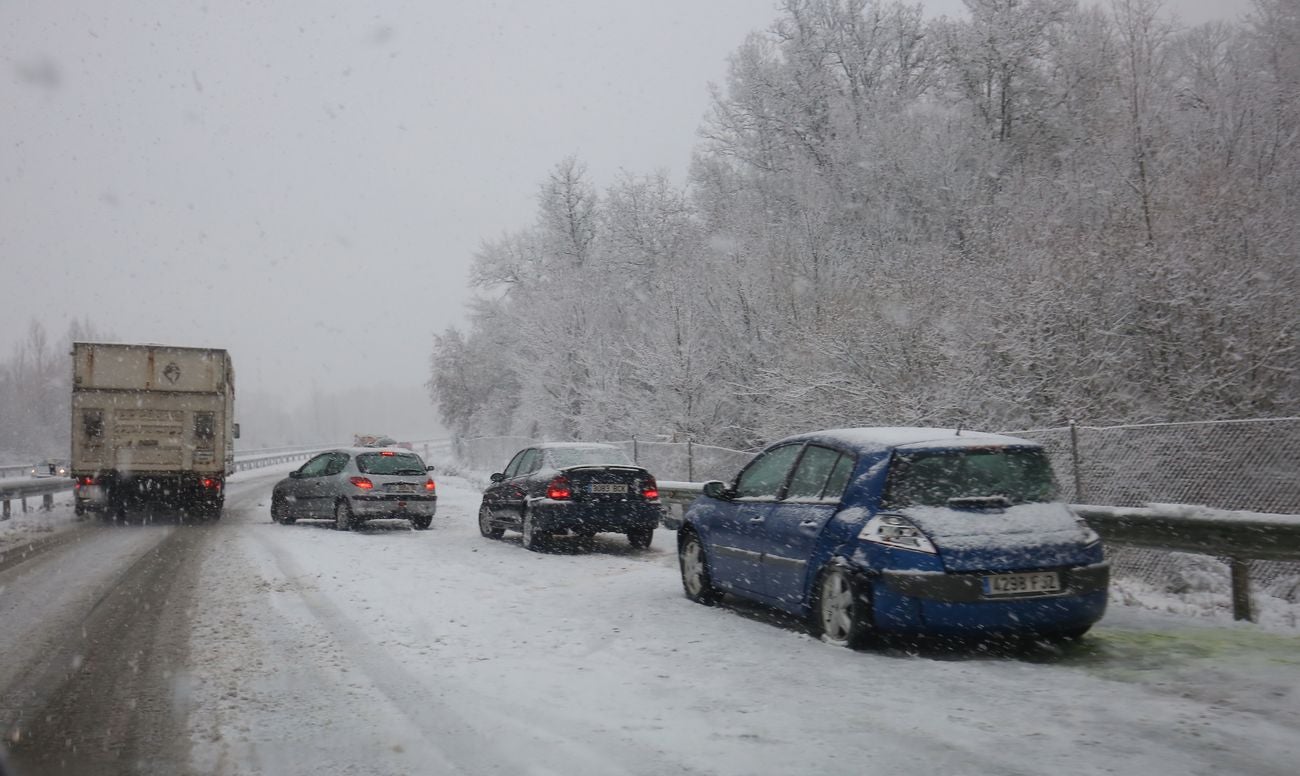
(859, 514), (937, 554)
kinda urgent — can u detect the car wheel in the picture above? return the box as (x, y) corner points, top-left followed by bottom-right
(576, 531), (597, 552)
(521, 507), (547, 552)
(679, 532), (720, 605)
(334, 500), (354, 531)
(814, 565), (871, 648)
(627, 526), (654, 549)
(411, 515), (433, 530)
(478, 504), (504, 539)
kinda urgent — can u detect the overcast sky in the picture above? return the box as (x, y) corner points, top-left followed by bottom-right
(1, 0), (1252, 416)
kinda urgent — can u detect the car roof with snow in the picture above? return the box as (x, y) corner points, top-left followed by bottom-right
(335, 446), (424, 456)
(778, 427), (1042, 455)
(534, 442), (622, 450)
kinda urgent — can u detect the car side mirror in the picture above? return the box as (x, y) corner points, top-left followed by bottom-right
(289, 470), (301, 479)
(702, 480), (731, 500)
(426, 465), (436, 472)
(490, 472), (505, 483)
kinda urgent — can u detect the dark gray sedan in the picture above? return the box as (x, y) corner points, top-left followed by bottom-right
(271, 448), (437, 530)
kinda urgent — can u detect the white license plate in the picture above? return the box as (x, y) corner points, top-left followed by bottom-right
(589, 483), (628, 494)
(387, 483), (417, 494)
(983, 571), (1061, 597)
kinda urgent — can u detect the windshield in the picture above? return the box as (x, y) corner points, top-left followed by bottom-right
(355, 453), (426, 476)
(545, 446), (633, 468)
(883, 447), (1058, 508)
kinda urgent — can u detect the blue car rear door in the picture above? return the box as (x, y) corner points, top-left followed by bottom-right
(761, 446), (855, 609)
(706, 444), (803, 598)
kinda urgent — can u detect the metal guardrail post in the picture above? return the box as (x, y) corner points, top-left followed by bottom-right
(1229, 558), (1253, 622)
(687, 438), (694, 482)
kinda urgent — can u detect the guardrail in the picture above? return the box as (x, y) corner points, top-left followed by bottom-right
(654, 481), (1300, 623)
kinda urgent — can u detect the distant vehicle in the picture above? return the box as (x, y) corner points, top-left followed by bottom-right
(479, 442), (664, 551)
(353, 434), (398, 448)
(271, 447), (437, 530)
(678, 428), (1109, 646)
(70, 342), (239, 519)
(30, 458), (69, 478)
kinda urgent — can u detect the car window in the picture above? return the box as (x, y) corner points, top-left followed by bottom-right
(356, 452), (427, 475)
(733, 443), (803, 499)
(503, 450), (528, 478)
(784, 445), (844, 500)
(883, 447), (1059, 507)
(821, 451), (854, 501)
(519, 448), (541, 474)
(545, 446), (633, 467)
(324, 453), (349, 476)
(298, 453), (333, 478)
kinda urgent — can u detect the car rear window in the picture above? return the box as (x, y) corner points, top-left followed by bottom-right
(883, 447), (1058, 507)
(356, 452), (426, 476)
(545, 446), (633, 467)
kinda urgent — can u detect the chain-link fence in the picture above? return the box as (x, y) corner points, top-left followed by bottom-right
(453, 435), (757, 482)
(1010, 418), (1300, 624)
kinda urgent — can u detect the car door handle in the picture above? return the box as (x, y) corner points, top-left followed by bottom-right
(748, 517), (766, 523)
(799, 519), (819, 527)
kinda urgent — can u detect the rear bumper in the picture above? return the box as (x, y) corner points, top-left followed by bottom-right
(530, 499), (663, 533)
(350, 494), (437, 519)
(870, 562), (1110, 636)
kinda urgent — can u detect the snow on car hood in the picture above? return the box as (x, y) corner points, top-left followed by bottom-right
(896, 501), (1090, 554)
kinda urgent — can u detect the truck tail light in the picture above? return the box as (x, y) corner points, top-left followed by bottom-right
(76, 476), (97, 489)
(201, 478), (221, 490)
(350, 477), (374, 490)
(546, 476), (572, 500)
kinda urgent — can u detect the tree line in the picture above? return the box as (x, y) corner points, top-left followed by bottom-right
(431, 0), (1299, 450)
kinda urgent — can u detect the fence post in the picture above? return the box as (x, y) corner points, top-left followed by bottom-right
(42, 493), (54, 511)
(1068, 420), (1085, 503)
(1229, 558), (1254, 622)
(687, 438), (694, 482)
(633, 436), (639, 465)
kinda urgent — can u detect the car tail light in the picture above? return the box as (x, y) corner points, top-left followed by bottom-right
(350, 476), (374, 490)
(381, 451), (395, 456)
(640, 476), (659, 500)
(425, 478), (436, 493)
(546, 476), (572, 500)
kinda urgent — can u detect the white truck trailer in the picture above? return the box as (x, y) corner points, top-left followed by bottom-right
(70, 342), (238, 519)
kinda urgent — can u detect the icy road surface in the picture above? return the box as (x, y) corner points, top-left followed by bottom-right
(2, 467), (1297, 775)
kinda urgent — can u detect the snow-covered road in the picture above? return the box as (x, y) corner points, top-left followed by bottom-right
(185, 470), (1299, 776)
(2, 466), (1297, 775)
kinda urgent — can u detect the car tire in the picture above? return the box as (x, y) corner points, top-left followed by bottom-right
(335, 500), (355, 531)
(627, 527), (654, 549)
(679, 532), (720, 605)
(521, 507), (548, 552)
(576, 531), (597, 552)
(478, 504), (504, 539)
(813, 564), (872, 648)
(411, 515), (433, 530)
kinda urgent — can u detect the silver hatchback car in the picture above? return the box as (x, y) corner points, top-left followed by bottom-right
(271, 448), (437, 530)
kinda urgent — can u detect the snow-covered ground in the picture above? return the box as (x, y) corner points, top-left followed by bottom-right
(182, 469), (1299, 776)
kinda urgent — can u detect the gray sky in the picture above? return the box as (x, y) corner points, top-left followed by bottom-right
(0, 0), (1252, 414)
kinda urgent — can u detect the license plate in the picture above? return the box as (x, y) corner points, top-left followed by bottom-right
(589, 483), (627, 494)
(983, 571), (1061, 597)
(387, 483), (417, 494)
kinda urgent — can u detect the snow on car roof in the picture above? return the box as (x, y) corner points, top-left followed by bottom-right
(784, 427), (1041, 454)
(339, 446), (422, 456)
(535, 442), (622, 450)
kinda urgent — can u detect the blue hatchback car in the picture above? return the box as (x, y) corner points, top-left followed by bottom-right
(678, 428), (1109, 645)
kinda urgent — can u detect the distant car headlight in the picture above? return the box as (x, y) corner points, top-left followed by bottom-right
(859, 514), (938, 554)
